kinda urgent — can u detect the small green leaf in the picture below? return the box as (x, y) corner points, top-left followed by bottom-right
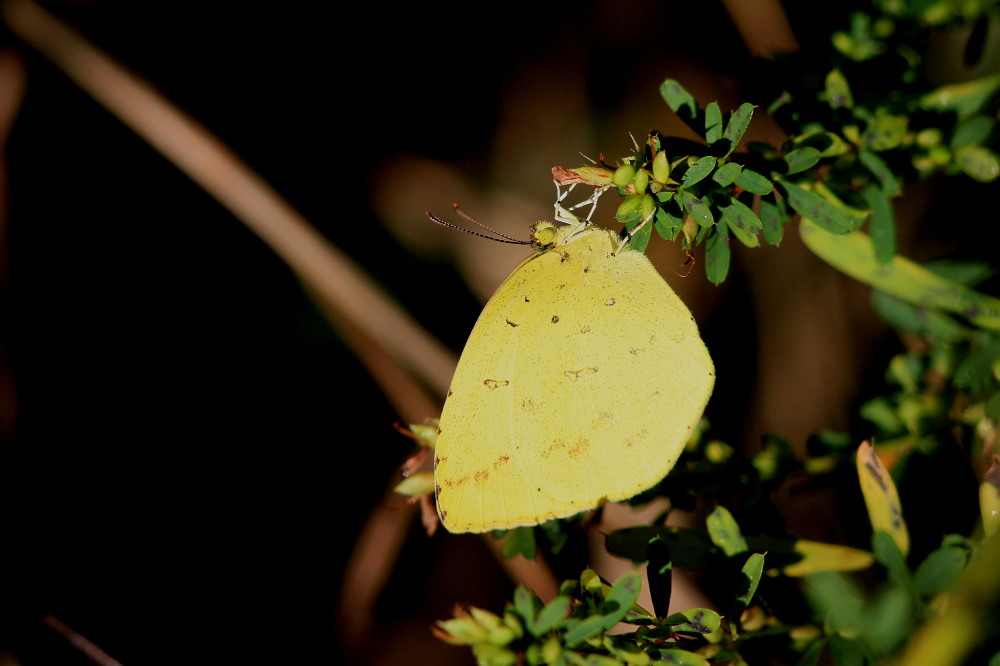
(919, 73), (1000, 120)
(513, 586), (538, 628)
(862, 183), (895, 264)
(663, 608), (722, 635)
(719, 197), (762, 248)
(705, 102), (723, 145)
(914, 546), (968, 596)
(871, 291), (968, 342)
(712, 162), (742, 186)
(760, 197), (786, 245)
(954, 145), (1000, 182)
(653, 648), (711, 665)
(783, 146), (822, 174)
(733, 167), (773, 194)
(681, 156), (717, 188)
(862, 111), (908, 151)
(705, 223), (730, 285)
(722, 103), (755, 156)
(654, 205), (682, 241)
(861, 583), (914, 654)
(660, 78), (701, 130)
(859, 149), (901, 198)
(804, 571), (866, 636)
(500, 526), (537, 560)
(530, 595), (571, 636)
(678, 189), (714, 227)
(824, 68), (853, 108)
(950, 115), (995, 149)
(987, 392), (1000, 420)
(706, 505), (748, 556)
(872, 530), (911, 587)
(600, 572), (642, 629)
(733, 553), (765, 614)
(781, 180), (855, 234)
(562, 614), (607, 646)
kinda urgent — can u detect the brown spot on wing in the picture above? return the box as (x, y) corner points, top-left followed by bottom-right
(484, 379), (510, 390)
(565, 367), (598, 382)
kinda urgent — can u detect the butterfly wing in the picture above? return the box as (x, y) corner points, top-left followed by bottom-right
(435, 225), (714, 533)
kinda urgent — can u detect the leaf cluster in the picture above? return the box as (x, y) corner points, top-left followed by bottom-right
(430, 2), (1000, 665)
(558, 3), (998, 284)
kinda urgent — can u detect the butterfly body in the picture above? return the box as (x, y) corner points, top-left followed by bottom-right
(434, 221), (714, 533)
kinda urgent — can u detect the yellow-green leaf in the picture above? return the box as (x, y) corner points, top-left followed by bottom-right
(857, 440), (909, 556)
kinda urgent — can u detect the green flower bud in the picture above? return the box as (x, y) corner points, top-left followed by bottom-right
(612, 164), (636, 187)
(652, 150), (671, 183)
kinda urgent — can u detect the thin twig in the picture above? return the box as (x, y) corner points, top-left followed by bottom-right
(42, 615), (125, 666)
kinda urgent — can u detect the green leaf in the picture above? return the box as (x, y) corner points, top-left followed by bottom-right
(987, 392), (1000, 420)
(781, 180), (855, 234)
(617, 194), (656, 252)
(652, 648), (711, 665)
(871, 291), (968, 342)
(733, 553), (765, 615)
(954, 145), (1000, 182)
(733, 167), (772, 195)
(663, 608), (722, 635)
(500, 526), (537, 560)
(562, 652), (622, 666)
(681, 156), (717, 188)
(513, 586), (538, 629)
(660, 78), (701, 132)
(600, 572), (642, 629)
(861, 583), (914, 654)
(919, 73), (1000, 120)
(678, 189), (714, 227)
(862, 111), (908, 151)
(861, 183), (895, 264)
(562, 614), (607, 646)
(784, 146), (822, 174)
(712, 161), (742, 186)
(760, 197), (786, 245)
(804, 571), (866, 636)
(950, 115), (995, 149)
(824, 67), (853, 108)
(531, 595), (571, 636)
(654, 205), (682, 241)
(705, 102), (723, 145)
(705, 223), (730, 285)
(719, 197), (762, 248)
(706, 505), (748, 556)
(914, 546), (968, 596)
(722, 103), (755, 156)
(798, 218), (1000, 330)
(858, 149), (901, 198)
(872, 530), (911, 587)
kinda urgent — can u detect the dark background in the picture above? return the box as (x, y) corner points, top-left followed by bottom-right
(0, 2), (994, 665)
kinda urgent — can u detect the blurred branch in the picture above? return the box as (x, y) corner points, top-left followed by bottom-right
(42, 614), (124, 666)
(720, 0), (799, 57)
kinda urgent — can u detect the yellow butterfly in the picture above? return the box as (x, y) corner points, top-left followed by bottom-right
(431, 209), (714, 533)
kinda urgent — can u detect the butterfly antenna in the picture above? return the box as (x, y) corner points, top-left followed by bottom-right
(425, 208), (530, 245)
